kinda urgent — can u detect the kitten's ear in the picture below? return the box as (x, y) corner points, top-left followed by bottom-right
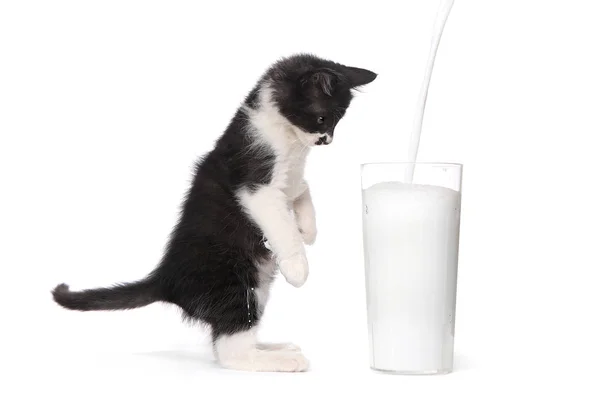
(343, 66), (377, 88)
(299, 69), (339, 96)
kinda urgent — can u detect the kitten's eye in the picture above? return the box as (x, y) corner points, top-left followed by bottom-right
(317, 116), (325, 124)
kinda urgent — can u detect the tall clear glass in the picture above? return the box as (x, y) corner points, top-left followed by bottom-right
(361, 162), (463, 374)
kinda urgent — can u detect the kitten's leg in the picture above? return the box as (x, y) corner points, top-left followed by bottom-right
(206, 258), (306, 372)
(238, 186), (308, 287)
(253, 258), (301, 353)
(214, 327), (309, 372)
(293, 184), (317, 245)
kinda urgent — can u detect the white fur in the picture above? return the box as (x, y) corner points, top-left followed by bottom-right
(238, 186), (308, 287)
(237, 86), (318, 288)
(294, 186), (317, 245)
(257, 342), (302, 351)
(215, 328), (309, 372)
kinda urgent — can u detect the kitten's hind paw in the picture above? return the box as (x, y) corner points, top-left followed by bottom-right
(257, 342), (302, 352)
(219, 349), (309, 372)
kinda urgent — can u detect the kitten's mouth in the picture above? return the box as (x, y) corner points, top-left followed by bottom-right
(314, 135), (332, 146)
(292, 127), (332, 147)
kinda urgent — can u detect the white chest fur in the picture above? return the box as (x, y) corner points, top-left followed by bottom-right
(238, 87), (312, 289)
(244, 89), (310, 201)
(273, 142), (309, 200)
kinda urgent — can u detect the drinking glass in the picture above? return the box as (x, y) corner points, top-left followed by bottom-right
(361, 162), (463, 374)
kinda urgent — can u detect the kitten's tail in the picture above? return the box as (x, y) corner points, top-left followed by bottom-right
(51, 278), (161, 311)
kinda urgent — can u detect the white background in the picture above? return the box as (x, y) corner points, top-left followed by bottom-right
(2, 0), (599, 398)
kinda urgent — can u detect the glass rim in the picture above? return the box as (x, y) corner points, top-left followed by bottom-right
(360, 162), (463, 168)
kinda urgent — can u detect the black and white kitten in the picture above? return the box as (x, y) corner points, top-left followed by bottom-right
(52, 54), (377, 372)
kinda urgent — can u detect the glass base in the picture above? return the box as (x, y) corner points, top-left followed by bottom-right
(371, 366), (452, 375)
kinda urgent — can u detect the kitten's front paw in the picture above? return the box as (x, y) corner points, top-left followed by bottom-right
(297, 215), (317, 245)
(279, 253), (309, 288)
(299, 225), (317, 246)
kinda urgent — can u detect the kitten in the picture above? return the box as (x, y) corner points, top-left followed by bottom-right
(52, 53), (377, 372)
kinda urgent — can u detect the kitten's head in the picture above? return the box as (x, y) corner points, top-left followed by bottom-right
(261, 54), (377, 147)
